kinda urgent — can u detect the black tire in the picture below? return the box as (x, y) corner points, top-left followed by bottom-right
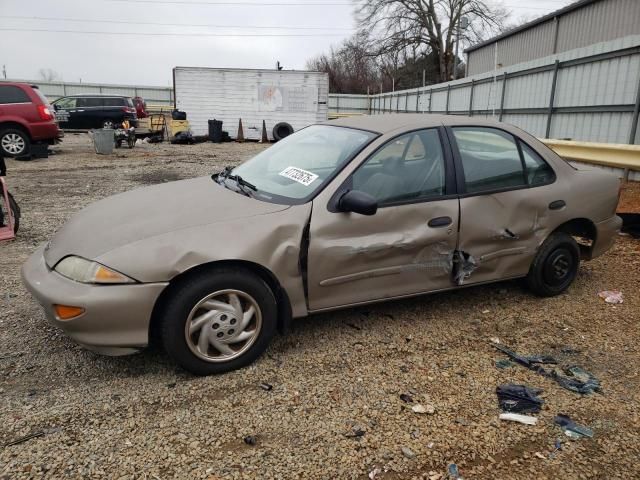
(0, 128), (31, 158)
(115, 140), (122, 148)
(0, 190), (20, 234)
(526, 232), (579, 297)
(159, 267), (277, 375)
(272, 122), (293, 141)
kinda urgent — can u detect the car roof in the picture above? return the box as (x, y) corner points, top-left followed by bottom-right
(325, 113), (505, 134)
(59, 94), (131, 98)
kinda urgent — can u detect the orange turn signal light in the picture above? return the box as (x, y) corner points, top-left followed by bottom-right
(54, 304), (85, 320)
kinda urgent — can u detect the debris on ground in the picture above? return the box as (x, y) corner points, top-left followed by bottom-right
(495, 359), (515, 369)
(4, 431), (44, 447)
(549, 439), (563, 459)
(499, 413), (539, 425)
(598, 290), (624, 304)
(448, 463), (463, 479)
(551, 366), (601, 395)
(400, 393), (413, 403)
(243, 435), (257, 446)
(412, 404), (435, 415)
(554, 414), (594, 439)
(401, 446), (416, 459)
(368, 466), (382, 479)
(259, 382), (273, 391)
(345, 425), (366, 438)
(496, 384), (544, 413)
(492, 343), (601, 394)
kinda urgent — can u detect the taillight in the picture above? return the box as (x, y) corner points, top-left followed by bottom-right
(37, 105), (54, 121)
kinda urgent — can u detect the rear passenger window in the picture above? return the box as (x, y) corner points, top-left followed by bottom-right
(0, 85), (30, 104)
(103, 97), (125, 107)
(521, 143), (555, 186)
(453, 127), (526, 194)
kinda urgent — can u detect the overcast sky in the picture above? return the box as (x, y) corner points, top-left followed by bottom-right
(0, 0), (574, 86)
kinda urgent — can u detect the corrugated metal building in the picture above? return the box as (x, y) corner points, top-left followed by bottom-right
(466, 0), (640, 76)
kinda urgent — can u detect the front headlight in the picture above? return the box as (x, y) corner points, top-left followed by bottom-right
(54, 256), (136, 284)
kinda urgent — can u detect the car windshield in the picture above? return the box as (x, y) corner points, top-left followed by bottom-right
(228, 125), (377, 204)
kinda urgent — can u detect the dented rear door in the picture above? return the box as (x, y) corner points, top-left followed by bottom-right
(306, 127), (459, 311)
(448, 126), (563, 285)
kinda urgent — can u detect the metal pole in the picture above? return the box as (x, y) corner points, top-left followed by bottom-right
(454, 24), (460, 80)
(546, 60), (560, 138)
(422, 69), (426, 87)
(468, 79), (474, 117)
(492, 42), (498, 117)
(392, 78), (395, 92)
(405, 92), (409, 112)
(336, 95), (340, 114)
(416, 90), (420, 112)
(629, 73), (640, 144)
(428, 90), (433, 113)
(498, 72), (507, 121)
(445, 84), (451, 114)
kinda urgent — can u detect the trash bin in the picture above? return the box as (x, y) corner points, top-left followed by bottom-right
(208, 119), (223, 143)
(92, 129), (114, 155)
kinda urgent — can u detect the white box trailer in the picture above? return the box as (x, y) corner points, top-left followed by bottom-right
(173, 67), (329, 141)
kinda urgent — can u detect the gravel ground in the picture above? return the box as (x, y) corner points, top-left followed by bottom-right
(1, 134), (639, 479)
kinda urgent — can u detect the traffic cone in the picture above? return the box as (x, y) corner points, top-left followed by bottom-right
(236, 119), (245, 143)
(260, 120), (268, 143)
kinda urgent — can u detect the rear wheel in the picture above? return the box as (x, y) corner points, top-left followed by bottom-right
(102, 119), (115, 129)
(0, 129), (30, 158)
(159, 267), (277, 375)
(526, 232), (579, 296)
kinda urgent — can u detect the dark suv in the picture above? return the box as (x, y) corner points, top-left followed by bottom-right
(0, 82), (62, 157)
(52, 95), (138, 130)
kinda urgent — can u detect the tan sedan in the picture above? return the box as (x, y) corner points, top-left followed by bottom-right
(22, 115), (622, 375)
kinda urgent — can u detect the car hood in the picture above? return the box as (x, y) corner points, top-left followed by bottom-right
(44, 176), (289, 267)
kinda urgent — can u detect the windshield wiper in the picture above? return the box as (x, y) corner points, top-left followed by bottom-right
(214, 166), (257, 197)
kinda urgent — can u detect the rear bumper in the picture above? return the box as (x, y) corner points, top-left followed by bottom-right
(29, 121), (62, 142)
(21, 245), (168, 355)
(592, 215), (622, 258)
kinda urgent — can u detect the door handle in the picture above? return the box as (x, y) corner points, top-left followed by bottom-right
(549, 200), (566, 210)
(428, 216), (453, 228)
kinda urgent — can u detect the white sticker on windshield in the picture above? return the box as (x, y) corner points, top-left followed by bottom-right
(279, 166), (319, 186)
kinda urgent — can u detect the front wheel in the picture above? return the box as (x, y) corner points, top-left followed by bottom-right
(526, 232), (580, 297)
(159, 267), (277, 375)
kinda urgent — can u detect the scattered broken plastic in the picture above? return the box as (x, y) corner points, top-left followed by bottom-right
(492, 343), (601, 395)
(496, 384), (544, 413)
(499, 413), (538, 425)
(448, 463), (463, 479)
(554, 414), (594, 439)
(412, 404), (435, 414)
(495, 359), (515, 369)
(368, 467), (382, 479)
(597, 290), (623, 304)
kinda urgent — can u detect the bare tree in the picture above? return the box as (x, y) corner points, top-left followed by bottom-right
(307, 33), (382, 94)
(357, 0), (508, 82)
(38, 68), (61, 82)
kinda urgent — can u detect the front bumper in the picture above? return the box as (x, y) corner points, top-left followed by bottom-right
(592, 215), (623, 259)
(21, 245), (168, 355)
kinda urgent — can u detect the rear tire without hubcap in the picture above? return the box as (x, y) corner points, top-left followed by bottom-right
(0, 129), (30, 158)
(526, 232), (580, 296)
(159, 267), (277, 375)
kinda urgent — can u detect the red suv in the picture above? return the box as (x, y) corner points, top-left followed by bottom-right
(0, 82), (62, 158)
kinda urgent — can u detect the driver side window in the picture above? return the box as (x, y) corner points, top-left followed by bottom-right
(352, 129), (446, 205)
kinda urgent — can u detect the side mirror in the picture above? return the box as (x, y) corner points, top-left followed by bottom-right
(338, 190), (378, 216)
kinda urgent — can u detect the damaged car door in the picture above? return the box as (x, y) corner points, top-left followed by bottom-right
(448, 126), (559, 285)
(307, 128), (459, 311)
